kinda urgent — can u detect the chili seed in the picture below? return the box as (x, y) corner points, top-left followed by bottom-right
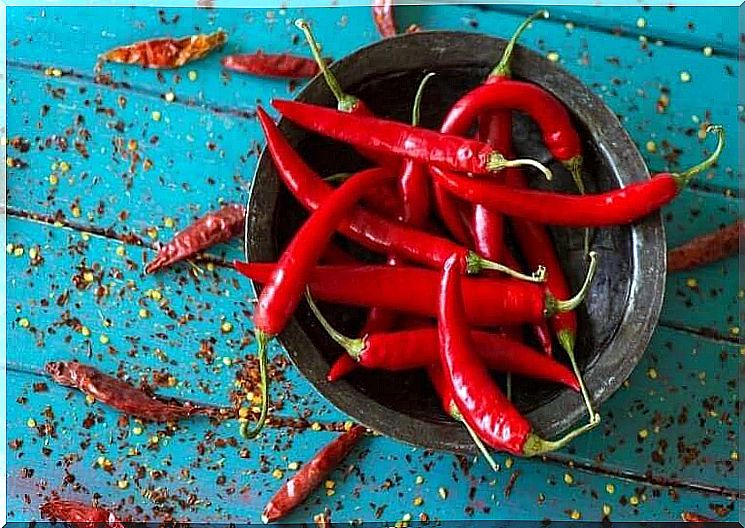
(326, 489), (335, 497)
(547, 51), (560, 62)
(27, 418), (36, 428)
(49, 174), (59, 185)
(680, 71), (691, 83)
(71, 204), (81, 218)
(19, 318), (30, 328)
(118, 479), (129, 489)
(344, 421), (354, 431)
(59, 161), (70, 172)
(81, 326), (91, 337)
(272, 469), (284, 479)
(188, 71), (198, 81)
(415, 475), (424, 485)
(164, 217), (175, 228)
(686, 277), (698, 288)
(603, 504), (612, 516)
(164, 91), (176, 102)
(146, 227), (158, 240)
(564, 473), (574, 484)
(636, 17), (647, 28)
(6, 243), (14, 254)
(606, 483), (615, 494)
(222, 357), (232, 366)
(221, 321), (233, 333)
(99, 334), (110, 344)
(85, 394), (95, 404)
(505, 457), (513, 469)
(14, 246), (24, 257)
(150, 435), (159, 444)
(288, 461), (299, 471)
(703, 46), (713, 56)
(730, 327), (740, 336)
(438, 487), (448, 499)
(731, 451), (739, 461)
(116, 246), (126, 257)
(324, 480), (335, 489)
(569, 510), (581, 520)
(638, 429), (649, 439)
(645, 140), (657, 153)
(413, 497), (423, 507)
(629, 495), (639, 506)
(151, 111), (162, 121)
(647, 368), (658, 379)
(402, 513), (412, 522)
(311, 422), (322, 431)
(132, 426), (143, 435)
(139, 309), (150, 319)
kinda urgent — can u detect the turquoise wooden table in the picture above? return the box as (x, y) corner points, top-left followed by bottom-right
(5, 3), (742, 524)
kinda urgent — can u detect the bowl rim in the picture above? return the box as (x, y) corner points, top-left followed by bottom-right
(244, 30), (666, 453)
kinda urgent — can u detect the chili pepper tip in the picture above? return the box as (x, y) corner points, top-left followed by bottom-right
(673, 124), (724, 190)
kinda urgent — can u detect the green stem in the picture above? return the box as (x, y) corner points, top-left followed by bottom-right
(672, 125), (725, 190)
(486, 153), (553, 181)
(305, 288), (365, 359)
(545, 251), (598, 316)
(522, 414), (600, 457)
(295, 19), (359, 113)
(240, 330), (270, 439)
(411, 72), (436, 127)
(506, 373), (513, 401)
(489, 9), (549, 79)
(323, 172), (353, 183)
(468, 251), (547, 282)
(450, 404), (499, 472)
(557, 329), (594, 421)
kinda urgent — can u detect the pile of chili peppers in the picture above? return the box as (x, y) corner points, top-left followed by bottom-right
(231, 14), (726, 461)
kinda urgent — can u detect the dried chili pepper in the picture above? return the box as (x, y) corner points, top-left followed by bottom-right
(245, 167), (393, 438)
(305, 292), (579, 390)
(256, 106), (544, 281)
(40, 499), (125, 528)
(680, 512), (716, 523)
(430, 126), (724, 226)
(271, 99), (554, 179)
(437, 254), (599, 456)
(222, 51), (324, 79)
(235, 256), (598, 328)
(372, 0), (397, 38)
(262, 425), (366, 523)
(98, 29), (226, 69)
(45, 361), (228, 422)
(145, 203), (245, 274)
(667, 219), (741, 272)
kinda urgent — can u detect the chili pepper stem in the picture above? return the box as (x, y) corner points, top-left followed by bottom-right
(672, 125), (725, 190)
(489, 9), (549, 78)
(412, 72), (436, 126)
(522, 414), (600, 456)
(323, 172), (354, 183)
(240, 330), (270, 439)
(562, 155), (592, 256)
(305, 289), (366, 359)
(557, 329), (595, 421)
(506, 373), (513, 401)
(468, 251), (546, 282)
(486, 153), (553, 181)
(450, 404), (499, 472)
(544, 251), (598, 316)
(295, 19), (359, 113)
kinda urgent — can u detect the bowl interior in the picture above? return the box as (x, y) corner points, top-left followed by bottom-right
(247, 31), (664, 451)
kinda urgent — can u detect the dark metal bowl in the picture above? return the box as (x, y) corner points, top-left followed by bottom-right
(245, 31), (665, 452)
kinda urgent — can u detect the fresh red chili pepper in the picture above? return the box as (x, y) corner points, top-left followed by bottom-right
(271, 99), (553, 179)
(667, 219), (741, 272)
(305, 292), (579, 390)
(40, 499), (125, 528)
(145, 203), (245, 274)
(256, 106), (542, 281)
(222, 51), (324, 78)
(235, 257), (597, 327)
(427, 365), (499, 472)
(680, 512), (716, 523)
(45, 361), (229, 422)
(246, 167), (393, 438)
(400, 73), (436, 226)
(372, 0), (397, 38)
(97, 29), (227, 70)
(262, 425), (366, 523)
(437, 254), (598, 456)
(430, 126), (724, 226)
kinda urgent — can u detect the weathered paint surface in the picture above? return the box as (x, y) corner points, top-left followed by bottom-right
(6, 4), (741, 524)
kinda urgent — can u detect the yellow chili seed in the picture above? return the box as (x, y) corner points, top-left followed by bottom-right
(606, 483), (615, 494)
(19, 318), (30, 328)
(569, 510), (581, 520)
(603, 504), (612, 516)
(547, 51), (560, 62)
(27, 418), (37, 428)
(14, 246), (24, 257)
(100, 334), (110, 344)
(139, 308), (149, 319)
(564, 473), (574, 484)
(288, 461), (299, 471)
(629, 495), (639, 506)
(49, 173), (59, 185)
(151, 111), (162, 121)
(272, 469), (284, 479)
(221, 321), (233, 333)
(81, 326), (91, 337)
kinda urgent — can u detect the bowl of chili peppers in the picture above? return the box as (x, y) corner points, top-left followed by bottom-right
(239, 18), (724, 454)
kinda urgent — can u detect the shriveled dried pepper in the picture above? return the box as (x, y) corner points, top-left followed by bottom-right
(40, 499), (125, 528)
(667, 219), (741, 272)
(222, 51), (324, 78)
(372, 0), (397, 38)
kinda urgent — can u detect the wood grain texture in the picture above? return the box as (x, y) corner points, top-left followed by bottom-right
(6, 4), (742, 523)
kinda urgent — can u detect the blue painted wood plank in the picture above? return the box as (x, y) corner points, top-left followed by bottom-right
(7, 5), (740, 191)
(6, 370), (740, 523)
(5, 217), (347, 425)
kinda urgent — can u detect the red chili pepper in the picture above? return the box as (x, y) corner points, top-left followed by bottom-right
(295, 19), (399, 171)
(222, 51), (324, 78)
(256, 106), (542, 281)
(262, 425), (366, 523)
(271, 99), (553, 179)
(235, 257), (597, 327)
(667, 219), (741, 272)
(45, 361), (229, 422)
(40, 499), (125, 528)
(98, 29), (227, 70)
(680, 512), (716, 523)
(372, 0), (398, 38)
(305, 292), (579, 390)
(437, 254), (598, 456)
(246, 167), (393, 438)
(431, 126), (724, 226)
(145, 203), (245, 274)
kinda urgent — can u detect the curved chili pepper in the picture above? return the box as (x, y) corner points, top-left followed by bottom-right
(145, 203), (245, 274)
(235, 256), (598, 327)
(271, 99), (554, 179)
(427, 365), (499, 472)
(680, 512), (716, 523)
(246, 167), (393, 438)
(305, 292), (579, 390)
(372, 0), (397, 38)
(98, 29), (227, 70)
(256, 106), (544, 281)
(222, 51), (323, 79)
(45, 361), (230, 422)
(296, 19), (399, 171)
(667, 219), (741, 272)
(430, 125), (724, 226)
(437, 254), (599, 456)
(262, 425), (366, 523)
(40, 499), (125, 528)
